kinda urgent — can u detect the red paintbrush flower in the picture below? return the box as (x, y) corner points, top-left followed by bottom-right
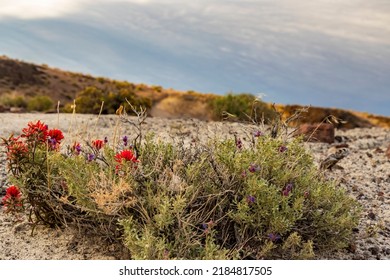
(115, 149), (138, 164)
(5, 185), (21, 199)
(5, 137), (28, 162)
(114, 150), (139, 174)
(21, 120), (49, 143)
(48, 129), (64, 144)
(92, 139), (104, 150)
(47, 129), (64, 150)
(2, 185), (23, 213)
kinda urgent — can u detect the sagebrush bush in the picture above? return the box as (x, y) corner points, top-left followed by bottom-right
(64, 86), (152, 114)
(0, 92), (28, 108)
(209, 93), (277, 123)
(27, 95), (54, 112)
(1, 107), (361, 260)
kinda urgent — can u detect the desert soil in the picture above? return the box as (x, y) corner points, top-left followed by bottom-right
(0, 113), (389, 260)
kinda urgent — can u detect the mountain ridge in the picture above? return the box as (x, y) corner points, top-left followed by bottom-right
(1, 55), (389, 128)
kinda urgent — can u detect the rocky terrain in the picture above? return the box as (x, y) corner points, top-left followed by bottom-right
(0, 113), (389, 259)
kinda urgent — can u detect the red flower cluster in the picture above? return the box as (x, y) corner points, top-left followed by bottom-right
(5, 137), (28, 162)
(115, 150), (138, 164)
(92, 139), (104, 150)
(114, 149), (139, 174)
(1, 185), (23, 213)
(20, 120), (64, 150)
(48, 129), (64, 150)
(22, 120), (48, 143)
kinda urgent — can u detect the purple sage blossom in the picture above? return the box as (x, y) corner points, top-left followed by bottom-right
(248, 163), (261, 173)
(236, 138), (243, 149)
(279, 146), (288, 153)
(268, 233), (281, 242)
(247, 195), (256, 205)
(253, 130), (263, 137)
(87, 153), (95, 162)
(282, 183), (293, 196)
(122, 135), (128, 146)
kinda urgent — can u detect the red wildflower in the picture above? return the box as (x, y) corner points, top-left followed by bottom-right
(21, 120), (49, 143)
(92, 139), (104, 150)
(48, 129), (64, 144)
(2, 185), (23, 213)
(47, 129), (64, 150)
(5, 185), (21, 199)
(5, 137), (28, 162)
(114, 150), (139, 174)
(115, 150), (138, 164)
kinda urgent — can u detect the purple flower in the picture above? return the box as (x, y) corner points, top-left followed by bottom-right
(241, 170), (247, 178)
(104, 136), (108, 144)
(253, 130), (263, 137)
(87, 153), (95, 162)
(304, 191), (309, 198)
(236, 138), (243, 149)
(48, 138), (57, 147)
(279, 146), (288, 153)
(122, 135), (128, 146)
(268, 233), (281, 242)
(202, 220), (214, 234)
(247, 195), (255, 205)
(248, 163), (261, 173)
(282, 183), (293, 196)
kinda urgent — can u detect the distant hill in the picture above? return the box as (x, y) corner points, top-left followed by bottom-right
(0, 55), (389, 128)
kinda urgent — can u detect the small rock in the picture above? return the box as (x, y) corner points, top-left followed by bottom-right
(377, 191), (384, 197)
(10, 107), (25, 113)
(367, 212), (376, 220)
(368, 246), (380, 255)
(295, 123), (335, 144)
(374, 147), (383, 153)
(347, 243), (357, 253)
(334, 135), (349, 143)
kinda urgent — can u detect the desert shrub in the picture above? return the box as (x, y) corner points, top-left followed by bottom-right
(27, 95), (54, 112)
(0, 92), (27, 108)
(105, 89), (152, 115)
(70, 87), (152, 114)
(73, 86), (105, 114)
(209, 93), (277, 123)
(1, 111), (361, 260)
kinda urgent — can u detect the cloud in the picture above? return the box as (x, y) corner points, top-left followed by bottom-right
(0, 0), (85, 19)
(0, 0), (157, 19)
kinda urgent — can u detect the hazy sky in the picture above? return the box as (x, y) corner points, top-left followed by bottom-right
(0, 0), (389, 115)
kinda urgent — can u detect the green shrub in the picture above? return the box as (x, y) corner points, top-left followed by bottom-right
(70, 86), (152, 114)
(73, 86), (105, 114)
(27, 95), (54, 112)
(2, 114), (361, 260)
(105, 89), (152, 115)
(0, 93), (28, 108)
(209, 93), (277, 123)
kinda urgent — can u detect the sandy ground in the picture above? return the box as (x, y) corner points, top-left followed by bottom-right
(0, 113), (389, 259)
